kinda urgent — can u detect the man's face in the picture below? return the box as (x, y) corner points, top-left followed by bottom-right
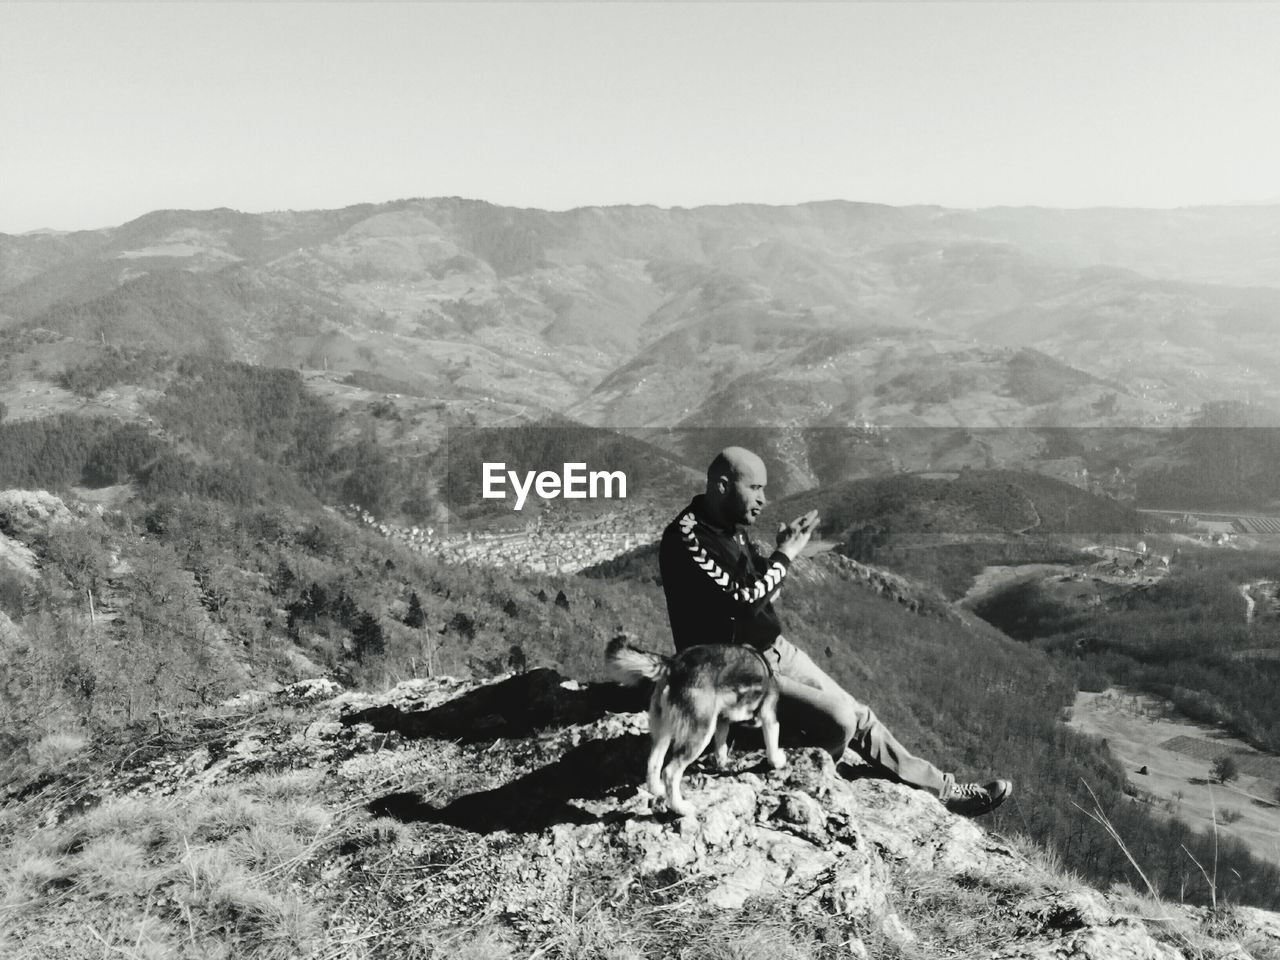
(724, 460), (768, 526)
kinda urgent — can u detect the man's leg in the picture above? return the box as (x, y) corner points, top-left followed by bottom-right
(765, 636), (954, 798)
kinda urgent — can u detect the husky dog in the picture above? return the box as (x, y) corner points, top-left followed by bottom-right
(605, 635), (786, 816)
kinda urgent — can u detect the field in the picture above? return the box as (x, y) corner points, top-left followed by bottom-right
(1160, 735), (1280, 781)
(1069, 688), (1280, 868)
(960, 562), (1075, 605)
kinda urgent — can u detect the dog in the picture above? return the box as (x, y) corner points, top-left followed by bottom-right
(605, 635), (786, 816)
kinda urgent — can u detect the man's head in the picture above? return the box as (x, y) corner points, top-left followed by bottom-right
(705, 446), (768, 527)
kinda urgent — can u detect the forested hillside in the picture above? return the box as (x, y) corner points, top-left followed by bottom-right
(977, 551), (1280, 758)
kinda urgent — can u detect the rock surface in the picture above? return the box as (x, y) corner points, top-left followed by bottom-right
(7, 669), (1280, 959)
(0, 531), (38, 581)
(0, 489), (76, 538)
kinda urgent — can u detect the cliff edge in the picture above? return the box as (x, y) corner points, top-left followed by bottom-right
(3, 669), (1278, 959)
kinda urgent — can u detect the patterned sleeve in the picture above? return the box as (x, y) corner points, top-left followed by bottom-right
(676, 511), (789, 605)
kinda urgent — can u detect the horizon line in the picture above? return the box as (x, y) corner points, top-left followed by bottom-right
(12, 194), (1280, 237)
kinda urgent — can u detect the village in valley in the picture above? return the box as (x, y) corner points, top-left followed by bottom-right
(339, 503), (664, 573)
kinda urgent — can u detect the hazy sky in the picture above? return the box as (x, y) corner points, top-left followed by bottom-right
(3, 2), (1279, 234)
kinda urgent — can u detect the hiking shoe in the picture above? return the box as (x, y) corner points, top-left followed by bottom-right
(944, 779), (1012, 817)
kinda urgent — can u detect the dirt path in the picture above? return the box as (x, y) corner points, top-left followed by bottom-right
(1240, 580), (1276, 624)
(1067, 688), (1280, 867)
(1243, 583), (1257, 623)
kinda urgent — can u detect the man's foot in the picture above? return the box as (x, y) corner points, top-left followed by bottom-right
(944, 779), (1012, 817)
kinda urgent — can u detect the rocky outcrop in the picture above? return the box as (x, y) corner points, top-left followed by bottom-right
(0, 608), (22, 645)
(802, 551), (956, 618)
(0, 489), (76, 538)
(0, 490), (82, 582)
(9, 670), (1280, 959)
(0, 530), (38, 580)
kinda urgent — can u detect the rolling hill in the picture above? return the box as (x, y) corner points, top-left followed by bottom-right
(7, 198), (1280, 442)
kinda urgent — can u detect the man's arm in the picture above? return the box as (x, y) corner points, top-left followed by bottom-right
(752, 510), (820, 595)
(671, 508), (817, 608)
(676, 511), (787, 607)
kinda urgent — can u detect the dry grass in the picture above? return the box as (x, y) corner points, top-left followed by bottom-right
(74, 835), (156, 898)
(690, 927), (824, 960)
(245, 768), (325, 802)
(225, 821), (308, 872)
(409, 924), (519, 960)
(4, 745), (1273, 960)
(57, 797), (181, 856)
(1074, 779), (1280, 960)
(341, 814), (412, 852)
(1106, 885), (1275, 960)
(1005, 831), (1086, 890)
(0, 775), (346, 959)
(551, 865), (878, 960)
(1, 851), (73, 906)
(0, 728), (90, 795)
(876, 867), (1030, 959)
(533, 895), (647, 960)
(27, 731), (89, 769)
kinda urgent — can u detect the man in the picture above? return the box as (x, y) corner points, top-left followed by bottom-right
(658, 446), (1011, 817)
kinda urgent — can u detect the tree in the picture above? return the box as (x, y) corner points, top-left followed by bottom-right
(1211, 754), (1240, 784)
(1092, 392), (1119, 417)
(82, 425), (161, 486)
(404, 591), (425, 628)
(271, 561), (296, 597)
(844, 521), (889, 563)
(339, 435), (394, 516)
(352, 612), (385, 662)
(42, 522), (109, 622)
(331, 590), (358, 629)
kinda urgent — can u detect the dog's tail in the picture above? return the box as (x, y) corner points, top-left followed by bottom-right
(604, 634), (670, 686)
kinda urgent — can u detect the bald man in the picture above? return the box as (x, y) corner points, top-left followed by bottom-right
(657, 446), (1011, 817)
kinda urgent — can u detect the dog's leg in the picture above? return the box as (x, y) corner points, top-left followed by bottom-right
(663, 718), (717, 818)
(647, 733), (672, 799)
(712, 717), (731, 768)
(646, 683), (671, 798)
(761, 692), (787, 771)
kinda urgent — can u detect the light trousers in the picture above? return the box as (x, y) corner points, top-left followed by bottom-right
(763, 635), (954, 799)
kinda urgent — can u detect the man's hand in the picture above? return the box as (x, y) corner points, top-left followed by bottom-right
(776, 509), (819, 561)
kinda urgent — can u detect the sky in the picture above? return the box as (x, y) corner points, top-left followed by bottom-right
(2, 2), (1279, 234)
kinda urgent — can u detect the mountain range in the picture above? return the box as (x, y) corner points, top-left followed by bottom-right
(6, 199), (1280, 431)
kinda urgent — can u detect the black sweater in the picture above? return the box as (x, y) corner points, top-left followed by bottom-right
(658, 495), (791, 652)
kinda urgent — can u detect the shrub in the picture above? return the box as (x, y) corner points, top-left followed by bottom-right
(0, 567), (28, 620)
(1211, 755), (1240, 784)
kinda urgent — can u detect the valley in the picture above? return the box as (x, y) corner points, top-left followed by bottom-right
(1069, 688), (1280, 868)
